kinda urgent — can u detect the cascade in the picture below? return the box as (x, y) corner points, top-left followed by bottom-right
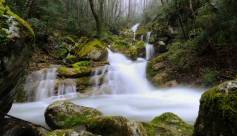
(145, 32), (155, 60)
(26, 68), (78, 101)
(63, 45), (72, 63)
(141, 35), (143, 41)
(9, 24), (204, 128)
(130, 23), (139, 41)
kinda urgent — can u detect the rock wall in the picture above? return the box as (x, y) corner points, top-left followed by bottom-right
(0, 0), (35, 119)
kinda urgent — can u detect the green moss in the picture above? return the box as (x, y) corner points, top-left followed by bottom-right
(38, 59), (46, 63)
(136, 26), (149, 35)
(0, 1), (34, 41)
(65, 55), (76, 64)
(72, 62), (88, 73)
(149, 112), (193, 135)
(147, 62), (155, 77)
(77, 39), (105, 58)
(46, 129), (72, 136)
(77, 76), (91, 85)
(140, 122), (154, 136)
(133, 40), (145, 48)
(58, 67), (67, 74)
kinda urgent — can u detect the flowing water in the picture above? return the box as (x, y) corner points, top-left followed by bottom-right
(9, 24), (205, 129)
(145, 32), (155, 60)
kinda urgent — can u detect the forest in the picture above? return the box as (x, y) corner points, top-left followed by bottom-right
(1, 0), (237, 135)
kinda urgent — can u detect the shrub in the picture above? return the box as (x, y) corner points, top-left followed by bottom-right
(200, 68), (218, 85)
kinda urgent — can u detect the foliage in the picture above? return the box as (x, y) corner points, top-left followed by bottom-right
(200, 68), (218, 85)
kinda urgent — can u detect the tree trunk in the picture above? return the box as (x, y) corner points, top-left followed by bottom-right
(175, 0), (187, 40)
(89, 0), (102, 39)
(190, 0), (196, 19)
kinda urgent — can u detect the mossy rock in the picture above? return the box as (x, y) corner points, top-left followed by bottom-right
(127, 121), (154, 136)
(119, 28), (134, 40)
(38, 59), (46, 63)
(124, 45), (137, 60)
(149, 112), (193, 135)
(110, 38), (129, 52)
(0, 0), (35, 119)
(46, 129), (97, 136)
(85, 116), (129, 136)
(65, 55), (78, 64)
(193, 80), (237, 135)
(54, 47), (68, 60)
(73, 39), (108, 61)
(135, 26), (149, 41)
(45, 100), (102, 130)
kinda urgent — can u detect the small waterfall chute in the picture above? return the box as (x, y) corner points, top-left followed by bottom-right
(145, 32), (155, 60)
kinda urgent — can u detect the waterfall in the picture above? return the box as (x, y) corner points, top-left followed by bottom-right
(141, 35), (143, 41)
(145, 32), (155, 60)
(63, 45), (72, 63)
(130, 23), (139, 34)
(130, 23), (139, 41)
(26, 68), (77, 101)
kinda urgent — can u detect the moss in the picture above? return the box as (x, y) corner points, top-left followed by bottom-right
(136, 26), (149, 35)
(129, 45), (137, 60)
(147, 62), (155, 77)
(65, 55), (76, 64)
(54, 47), (68, 59)
(58, 67), (67, 74)
(140, 122), (154, 136)
(14, 84), (28, 102)
(46, 129), (72, 136)
(133, 40), (145, 48)
(154, 55), (164, 63)
(72, 62), (88, 73)
(85, 116), (129, 136)
(149, 112), (193, 135)
(38, 59), (46, 63)
(77, 76), (91, 85)
(77, 39), (105, 58)
(54, 107), (102, 129)
(0, 1), (34, 41)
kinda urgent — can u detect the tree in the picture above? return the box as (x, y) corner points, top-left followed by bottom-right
(89, 0), (104, 40)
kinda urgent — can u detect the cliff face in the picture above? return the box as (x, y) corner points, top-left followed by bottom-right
(0, 0), (35, 119)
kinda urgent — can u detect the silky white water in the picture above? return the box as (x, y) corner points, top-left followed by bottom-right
(9, 47), (204, 129)
(145, 32), (155, 60)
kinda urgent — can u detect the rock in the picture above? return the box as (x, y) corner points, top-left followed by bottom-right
(54, 44), (69, 60)
(14, 84), (28, 102)
(148, 34), (156, 44)
(133, 40), (146, 58)
(154, 41), (167, 53)
(0, 0), (35, 119)
(164, 80), (178, 88)
(210, 0), (222, 8)
(135, 26), (149, 41)
(71, 38), (108, 62)
(152, 71), (168, 85)
(127, 121), (154, 136)
(56, 61), (109, 78)
(0, 118), (43, 136)
(119, 29), (134, 43)
(46, 129), (99, 136)
(45, 100), (102, 130)
(85, 116), (130, 136)
(193, 80), (237, 135)
(149, 112), (193, 135)
(152, 62), (165, 71)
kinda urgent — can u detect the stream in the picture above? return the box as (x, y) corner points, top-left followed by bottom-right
(8, 24), (205, 129)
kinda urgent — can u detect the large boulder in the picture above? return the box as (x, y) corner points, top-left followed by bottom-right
(0, 0), (35, 119)
(71, 38), (108, 62)
(45, 100), (102, 130)
(193, 80), (237, 135)
(0, 118), (43, 136)
(85, 116), (153, 136)
(46, 129), (99, 136)
(149, 112), (193, 135)
(85, 116), (130, 136)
